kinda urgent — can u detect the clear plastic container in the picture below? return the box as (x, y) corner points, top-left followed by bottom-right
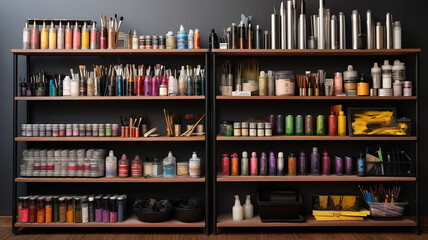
(163, 151), (177, 177)
(275, 71), (295, 96)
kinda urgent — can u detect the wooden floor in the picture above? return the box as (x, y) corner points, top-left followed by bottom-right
(0, 225), (426, 240)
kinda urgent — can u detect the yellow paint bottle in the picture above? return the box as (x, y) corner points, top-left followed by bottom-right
(81, 22), (89, 49)
(40, 21), (49, 49)
(48, 22), (57, 49)
(338, 111), (346, 136)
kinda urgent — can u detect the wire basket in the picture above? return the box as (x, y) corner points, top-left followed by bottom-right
(366, 201), (408, 218)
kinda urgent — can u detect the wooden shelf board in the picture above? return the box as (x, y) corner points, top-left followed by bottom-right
(15, 176), (205, 183)
(217, 214), (416, 227)
(216, 96), (417, 100)
(216, 136), (417, 141)
(212, 49), (421, 56)
(15, 214), (205, 228)
(15, 136), (205, 142)
(15, 96), (205, 101)
(10, 49), (209, 56)
(216, 174), (415, 182)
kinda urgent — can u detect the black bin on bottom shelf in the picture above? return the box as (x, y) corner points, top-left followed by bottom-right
(258, 190), (304, 222)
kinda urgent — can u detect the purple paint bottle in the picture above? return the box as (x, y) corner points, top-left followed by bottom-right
(144, 74), (152, 96)
(268, 152), (276, 176)
(260, 152), (268, 176)
(310, 147), (320, 175)
(102, 196), (110, 222)
(299, 150), (307, 175)
(335, 156), (343, 175)
(268, 115), (275, 135)
(94, 196), (102, 222)
(109, 197), (117, 223)
(345, 156), (353, 175)
(151, 73), (160, 96)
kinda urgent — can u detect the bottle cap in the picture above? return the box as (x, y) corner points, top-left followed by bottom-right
(270, 152), (275, 158)
(109, 150), (114, 156)
(121, 154), (127, 159)
(251, 152), (257, 158)
(300, 150), (305, 157)
(313, 147), (318, 153)
(242, 151), (248, 157)
(260, 71), (266, 77)
(339, 111), (345, 116)
(323, 150), (328, 156)
(134, 155), (140, 160)
(261, 152), (266, 157)
(223, 154), (229, 157)
(180, 25), (184, 31)
(231, 153), (238, 158)
(278, 152), (284, 158)
(192, 151), (197, 158)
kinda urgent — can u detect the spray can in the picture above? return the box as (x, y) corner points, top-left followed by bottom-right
(259, 152), (267, 176)
(288, 151), (297, 176)
(277, 152), (285, 176)
(343, 65), (358, 96)
(305, 115), (314, 135)
(31, 20), (40, 49)
(23, 22), (31, 49)
(393, 21), (401, 49)
(286, 115), (294, 135)
(311, 147), (320, 175)
(345, 157), (353, 175)
(258, 71), (267, 96)
(334, 156), (343, 175)
(188, 29), (194, 49)
(328, 107), (337, 136)
(299, 151), (307, 175)
(81, 22), (89, 49)
(316, 115), (325, 136)
(267, 71), (275, 96)
(90, 22), (97, 49)
(255, 25), (262, 49)
(222, 154), (230, 176)
(241, 151), (249, 176)
(100, 25), (107, 49)
(231, 153), (239, 176)
(177, 25), (188, 49)
(357, 152), (365, 176)
(337, 111), (346, 136)
(295, 115), (304, 135)
(334, 72), (343, 95)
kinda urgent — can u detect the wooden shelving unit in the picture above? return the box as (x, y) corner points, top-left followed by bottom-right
(217, 96), (417, 100)
(15, 214), (205, 228)
(15, 176), (205, 183)
(15, 136), (205, 142)
(216, 214), (416, 227)
(216, 174), (416, 182)
(216, 136), (416, 141)
(11, 49), (210, 235)
(15, 96), (205, 101)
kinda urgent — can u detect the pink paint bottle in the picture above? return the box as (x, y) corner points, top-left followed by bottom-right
(72, 21), (81, 49)
(250, 152), (258, 176)
(144, 67), (152, 96)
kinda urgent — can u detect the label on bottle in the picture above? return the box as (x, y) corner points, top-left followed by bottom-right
(67, 163), (77, 171)
(46, 164), (54, 171)
(131, 164), (142, 176)
(21, 208), (29, 222)
(164, 165), (175, 176)
(118, 164), (128, 177)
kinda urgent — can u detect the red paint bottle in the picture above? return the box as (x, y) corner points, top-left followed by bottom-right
(136, 75), (143, 96)
(222, 154), (230, 176)
(328, 106), (337, 136)
(322, 151), (331, 176)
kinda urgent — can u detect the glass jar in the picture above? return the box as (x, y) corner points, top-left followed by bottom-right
(92, 124), (99, 137)
(79, 124), (86, 137)
(39, 124), (46, 137)
(143, 160), (153, 177)
(257, 122), (265, 137)
(66, 124), (73, 137)
(72, 123), (79, 136)
(152, 157), (162, 177)
(265, 122), (272, 137)
(249, 122), (257, 137)
(241, 122), (249, 137)
(275, 70), (295, 96)
(52, 124), (59, 137)
(45, 124), (52, 137)
(177, 162), (189, 176)
(98, 124), (105, 137)
(59, 124), (65, 137)
(233, 122), (241, 136)
(105, 124), (112, 137)
(85, 124), (92, 137)
(32, 124), (39, 137)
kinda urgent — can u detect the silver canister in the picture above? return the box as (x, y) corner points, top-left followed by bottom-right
(366, 10), (374, 49)
(330, 15), (337, 49)
(375, 22), (384, 49)
(286, 0), (294, 49)
(351, 10), (359, 49)
(325, 8), (331, 49)
(271, 12), (280, 49)
(386, 13), (393, 49)
(298, 12), (306, 49)
(318, 0), (325, 49)
(339, 12), (346, 49)
(280, 1), (287, 49)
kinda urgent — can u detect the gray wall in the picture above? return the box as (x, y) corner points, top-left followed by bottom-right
(1, 0), (427, 216)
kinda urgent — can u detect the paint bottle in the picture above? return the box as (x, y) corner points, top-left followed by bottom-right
(381, 60), (392, 89)
(144, 68), (152, 96)
(232, 195), (244, 221)
(37, 197), (45, 223)
(168, 73), (177, 95)
(118, 154), (129, 177)
(188, 29), (194, 49)
(241, 151), (249, 176)
(29, 197), (37, 223)
(337, 111), (346, 136)
(370, 62), (381, 90)
(49, 79), (56, 96)
(250, 152), (258, 176)
(102, 196), (109, 223)
(334, 72), (343, 95)
(189, 152), (201, 178)
(357, 152), (365, 177)
(311, 147), (320, 175)
(178, 66), (187, 96)
(243, 195), (254, 219)
(23, 22), (31, 49)
(109, 197), (117, 223)
(268, 152), (276, 176)
(177, 25), (188, 49)
(343, 65), (358, 96)
(30, 20), (39, 49)
(100, 24), (107, 49)
(393, 79), (402, 96)
(90, 22), (97, 49)
(260, 152), (268, 176)
(131, 155), (143, 177)
(276, 115), (285, 135)
(166, 31), (175, 49)
(186, 66), (194, 96)
(40, 21), (49, 49)
(107, 26), (115, 49)
(132, 30), (139, 50)
(328, 107), (337, 136)
(316, 115), (325, 136)
(357, 73), (369, 96)
(295, 115), (304, 136)
(288, 151), (297, 176)
(334, 156), (343, 175)
(403, 81), (412, 96)
(305, 115), (314, 135)
(105, 150), (117, 177)
(48, 22), (57, 49)
(222, 154), (230, 176)
(321, 151), (331, 176)
(117, 196), (125, 222)
(194, 68), (202, 96)
(21, 197), (29, 223)
(231, 153), (239, 176)
(299, 151), (307, 175)
(266, 70), (275, 96)
(277, 152), (285, 175)
(285, 115), (294, 135)
(151, 70), (160, 96)
(73, 21), (81, 49)
(258, 71), (267, 96)
(159, 77), (168, 96)
(163, 151), (176, 177)
(65, 22), (72, 49)
(194, 29), (200, 49)
(82, 196), (89, 223)
(94, 196), (102, 222)
(45, 197), (52, 223)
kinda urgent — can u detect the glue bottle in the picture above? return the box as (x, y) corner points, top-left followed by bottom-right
(105, 150), (117, 177)
(168, 70), (178, 96)
(57, 21), (64, 49)
(163, 151), (176, 177)
(177, 25), (188, 49)
(241, 151), (249, 176)
(381, 60), (392, 89)
(188, 29), (194, 49)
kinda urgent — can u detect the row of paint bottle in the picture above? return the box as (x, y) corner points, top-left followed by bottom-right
(222, 149), (365, 177)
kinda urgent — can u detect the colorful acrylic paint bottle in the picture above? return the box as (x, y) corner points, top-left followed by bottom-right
(277, 152), (285, 175)
(40, 21), (49, 49)
(338, 111), (346, 136)
(328, 107), (337, 136)
(57, 21), (64, 49)
(90, 22), (97, 49)
(288, 151), (297, 176)
(22, 22), (31, 49)
(188, 29), (194, 49)
(118, 154), (129, 177)
(268, 152), (276, 176)
(144, 68), (152, 96)
(295, 115), (304, 135)
(65, 22), (72, 49)
(316, 115), (325, 136)
(241, 151), (249, 176)
(250, 152), (258, 176)
(321, 151), (331, 176)
(81, 22), (89, 49)
(334, 156), (343, 175)
(259, 152), (268, 176)
(299, 150), (307, 175)
(131, 155), (143, 177)
(310, 147), (320, 175)
(194, 29), (200, 49)
(49, 21), (57, 49)
(222, 154), (230, 176)
(186, 66), (194, 96)
(231, 153), (239, 176)
(30, 20), (40, 49)
(357, 152), (365, 176)
(73, 21), (81, 49)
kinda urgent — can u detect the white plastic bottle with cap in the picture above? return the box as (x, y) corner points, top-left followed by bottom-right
(189, 151), (201, 178)
(241, 151), (249, 176)
(277, 152), (285, 175)
(177, 25), (188, 49)
(70, 74), (80, 97)
(105, 150), (117, 177)
(232, 195), (244, 221)
(63, 76), (71, 96)
(132, 30), (139, 50)
(392, 60), (406, 82)
(243, 195), (254, 219)
(188, 29), (194, 49)
(371, 63), (381, 89)
(381, 60), (392, 89)
(163, 151), (177, 177)
(343, 65), (358, 96)
(259, 71), (267, 96)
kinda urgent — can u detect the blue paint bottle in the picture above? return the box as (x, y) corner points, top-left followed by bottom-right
(49, 79), (56, 96)
(357, 152), (365, 176)
(177, 25), (188, 49)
